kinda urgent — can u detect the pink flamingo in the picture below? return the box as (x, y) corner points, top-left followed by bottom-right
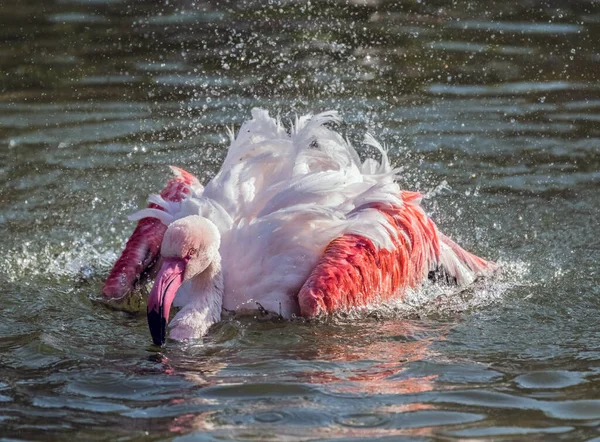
(103, 109), (495, 345)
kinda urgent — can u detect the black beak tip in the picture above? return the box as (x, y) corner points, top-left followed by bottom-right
(147, 309), (167, 346)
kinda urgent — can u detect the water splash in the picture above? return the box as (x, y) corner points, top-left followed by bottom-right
(405, 259), (531, 317)
(313, 258), (531, 324)
(1, 239), (117, 284)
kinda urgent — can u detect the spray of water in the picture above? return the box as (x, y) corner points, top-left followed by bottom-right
(1, 240), (117, 284)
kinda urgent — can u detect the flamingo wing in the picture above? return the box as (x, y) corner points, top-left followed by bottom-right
(298, 192), (496, 317)
(102, 167), (201, 300)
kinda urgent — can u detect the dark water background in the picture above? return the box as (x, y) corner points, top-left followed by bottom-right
(1, 0), (599, 440)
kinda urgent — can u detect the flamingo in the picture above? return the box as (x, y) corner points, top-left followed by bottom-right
(103, 109), (495, 345)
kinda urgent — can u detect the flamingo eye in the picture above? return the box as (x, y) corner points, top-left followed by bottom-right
(188, 248), (197, 257)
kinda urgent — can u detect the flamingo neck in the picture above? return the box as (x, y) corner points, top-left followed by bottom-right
(168, 259), (224, 341)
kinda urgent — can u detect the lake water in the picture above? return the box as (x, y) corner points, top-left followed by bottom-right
(1, 0), (599, 440)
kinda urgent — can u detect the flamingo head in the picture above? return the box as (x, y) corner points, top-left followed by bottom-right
(147, 215), (220, 346)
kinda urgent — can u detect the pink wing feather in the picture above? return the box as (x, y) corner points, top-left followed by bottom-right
(102, 167), (199, 300)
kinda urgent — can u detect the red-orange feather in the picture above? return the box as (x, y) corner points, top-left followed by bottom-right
(298, 191), (494, 317)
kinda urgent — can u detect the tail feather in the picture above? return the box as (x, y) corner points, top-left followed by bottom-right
(433, 233), (496, 286)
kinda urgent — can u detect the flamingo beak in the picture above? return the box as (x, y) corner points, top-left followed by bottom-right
(147, 258), (187, 346)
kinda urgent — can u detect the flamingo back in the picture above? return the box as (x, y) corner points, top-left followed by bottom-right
(209, 109), (494, 316)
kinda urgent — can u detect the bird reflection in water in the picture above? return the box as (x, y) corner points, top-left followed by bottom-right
(150, 317), (453, 439)
(294, 319), (448, 397)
